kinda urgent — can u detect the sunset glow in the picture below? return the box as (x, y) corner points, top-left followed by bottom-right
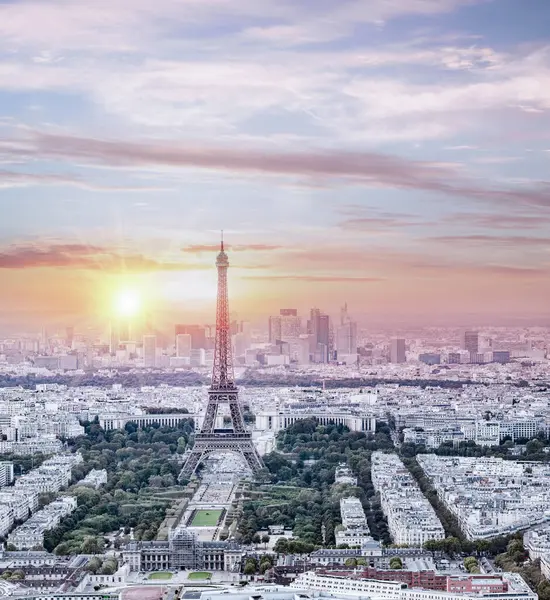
(114, 289), (142, 319)
(0, 0), (549, 332)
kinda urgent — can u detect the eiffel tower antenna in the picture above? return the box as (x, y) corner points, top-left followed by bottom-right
(179, 237), (264, 480)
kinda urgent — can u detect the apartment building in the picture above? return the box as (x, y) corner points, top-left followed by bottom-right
(417, 454), (550, 540)
(8, 497), (77, 550)
(371, 452), (445, 546)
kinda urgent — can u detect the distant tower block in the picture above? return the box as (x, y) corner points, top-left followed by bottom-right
(179, 238), (264, 480)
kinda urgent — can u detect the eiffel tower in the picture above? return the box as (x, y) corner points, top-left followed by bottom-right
(178, 238), (264, 481)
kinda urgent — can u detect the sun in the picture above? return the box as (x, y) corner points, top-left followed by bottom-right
(114, 289), (141, 318)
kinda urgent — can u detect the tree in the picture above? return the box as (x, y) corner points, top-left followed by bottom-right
(261, 534), (270, 547)
(464, 557), (479, 573)
(252, 533), (261, 544)
(344, 558), (357, 568)
(81, 536), (104, 554)
(260, 560), (272, 575)
(538, 580), (550, 600)
(99, 559), (118, 575)
(389, 557), (403, 570)
(244, 561), (256, 576)
(274, 538), (288, 553)
(86, 557), (103, 573)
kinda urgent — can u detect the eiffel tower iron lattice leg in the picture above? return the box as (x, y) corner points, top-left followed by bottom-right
(179, 237), (264, 481)
(179, 434), (263, 480)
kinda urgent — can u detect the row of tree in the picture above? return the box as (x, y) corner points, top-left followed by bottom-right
(238, 420), (395, 549)
(43, 419), (194, 554)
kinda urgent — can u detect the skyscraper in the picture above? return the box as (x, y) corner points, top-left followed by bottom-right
(143, 335), (157, 368)
(66, 326), (74, 348)
(176, 333), (192, 358)
(119, 318), (132, 343)
(340, 302), (349, 325)
(464, 330), (479, 360)
(336, 321), (357, 355)
(175, 324), (206, 349)
(308, 308), (321, 336)
(269, 309), (301, 343)
(390, 338), (406, 363)
(268, 316), (281, 343)
(317, 314), (330, 362)
(109, 322), (119, 354)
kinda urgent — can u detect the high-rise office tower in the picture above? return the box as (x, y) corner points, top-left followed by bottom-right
(110, 317), (133, 353)
(143, 335), (157, 367)
(390, 338), (406, 363)
(336, 321), (357, 355)
(109, 322), (119, 354)
(281, 311), (301, 339)
(307, 308), (332, 362)
(174, 324), (206, 349)
(308, 308), (321, 336)
(269, 309), (301, 343)
(176, 333), (192, 358)
(240, 321), (252, 348)
(340, 302), (350, 326)
(317, 314), (330, 362)
(143, 312), (154, 335)
(118, 318), (132, 343)
(268, 316), (281, 343)
(66, 326), (74, 348)
(233, 332), (247, 358)
(464, 330), (479, 358)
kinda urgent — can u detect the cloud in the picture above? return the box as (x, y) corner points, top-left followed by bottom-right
(0, 169), (168, 192)
(4, 129), (550, 209)
(261, 245), (550, 281)
(243, 274), (384, 283)
(428, 234), (550, 247)
(0, 243), (202, 272)
(182, 243), (283, 253)
(443, 213), (550, 230)
(338, 207), (427, 230)
(0, 0), (488, 52)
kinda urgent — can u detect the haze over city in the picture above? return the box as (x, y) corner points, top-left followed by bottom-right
(4, 3), (550, 600)
(1, 0), (550, 332)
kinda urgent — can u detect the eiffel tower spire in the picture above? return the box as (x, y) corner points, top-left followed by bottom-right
(211, 236), (233, 390)
(178, 237), (264, 481)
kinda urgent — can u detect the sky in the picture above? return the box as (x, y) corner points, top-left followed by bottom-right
(1, 0), (550, 333)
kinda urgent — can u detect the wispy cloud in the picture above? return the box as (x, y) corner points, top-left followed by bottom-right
(428, 234), (550, 247)
(3, 130), (550, 210)
(442, 213), (550, 230)
(0, 169), (168, 191)
(0, 243), (202, 272)
(182, 243), (283, 253)
(243, 274), (384, 283)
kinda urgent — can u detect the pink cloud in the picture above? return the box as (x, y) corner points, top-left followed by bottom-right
(0, 243), (202, 272)
(4, 130), (550, 209)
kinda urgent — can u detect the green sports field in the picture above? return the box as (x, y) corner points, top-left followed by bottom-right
(148, 572), (173, 580)
(190, 509), (222, 527)
(188, 572), (212, 581)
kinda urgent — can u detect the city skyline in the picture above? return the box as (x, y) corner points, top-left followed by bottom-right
(2, 0), (550, 329)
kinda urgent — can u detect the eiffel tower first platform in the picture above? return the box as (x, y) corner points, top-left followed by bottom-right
(178, 239), (264, 481)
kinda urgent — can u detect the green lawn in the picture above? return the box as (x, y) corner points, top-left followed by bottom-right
(187, 572), (212, 581)
(148, 572), (173, 580)
(190, 509), (222, 527)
